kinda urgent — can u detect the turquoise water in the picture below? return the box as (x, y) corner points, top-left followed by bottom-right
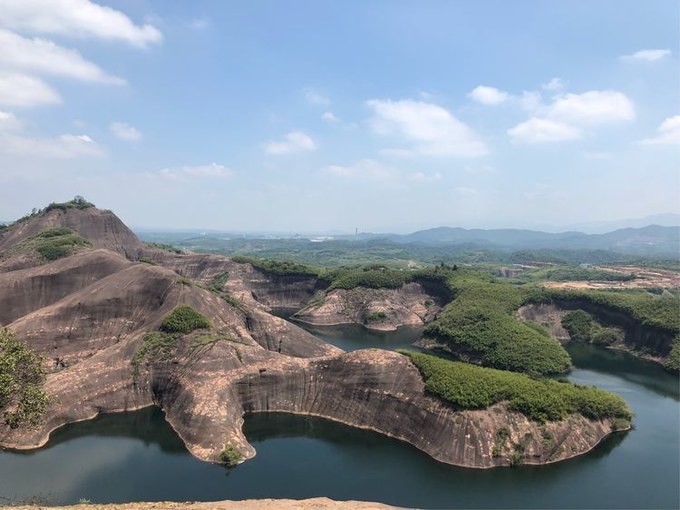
(0, 336), (677, 508)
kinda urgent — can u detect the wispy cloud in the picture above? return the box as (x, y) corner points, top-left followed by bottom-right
(190, 17), (209, 30)
(0, 112), (104, 158)
(321, 111), (340, 123)
(264, 131), (316, 155)
(304, 87), (330, 106)
(620, 49), (671, 61)
(109, 121), (141, 141)
(546, 90), (635, 125)
(366, 99), (488, 158)
(541, 77), (564, 91)
(0, 72), (60, 107)
(639, 115), (680, 145)
(507, 89), (634, 144)
(0, 29), (124, 84)
(508, 118), (581, 144)
(468, 85), (509, 105)
(0, 0), (162, 48)
(409, 171), (442, 182)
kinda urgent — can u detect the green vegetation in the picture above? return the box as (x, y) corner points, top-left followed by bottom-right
(326, 266), (413, 290)
(365, 311), (387, 322)
(0, 328), (49, 429)
(424, 270), (571, 375)
(131, 331), (179, 370)
(511, 266), (636, 284)
(138, 256), (158, 265)
(159, 305), (211, 334)
(561, 310), (595, 342)
(538, 288), (680, 336)
(209, 270), (230, 292)
(144, 242), (182, 254)
(43, 196), (95, 213)
(664, 338), (680, 372)
(176, 276), (192, 286)
(219, 444), (243, 466)
(231, 255), (320, 277)
(221, 294), (244, 310)
(400, 351), (632, 424)
(22, 227), (92, 261)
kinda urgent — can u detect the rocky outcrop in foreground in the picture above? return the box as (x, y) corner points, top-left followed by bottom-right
(6, 498), (398, 510)
(0, 206), (623, 470)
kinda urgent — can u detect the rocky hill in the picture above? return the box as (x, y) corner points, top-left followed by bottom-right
(0, 201), (628, 469)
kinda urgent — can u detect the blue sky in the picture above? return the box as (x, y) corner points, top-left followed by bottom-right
(0, 0), (677, 233)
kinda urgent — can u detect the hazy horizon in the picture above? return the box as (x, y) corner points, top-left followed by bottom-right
(0, 1), (678, 232)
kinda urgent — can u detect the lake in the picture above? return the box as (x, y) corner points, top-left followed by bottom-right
(0, 330), (677, 509)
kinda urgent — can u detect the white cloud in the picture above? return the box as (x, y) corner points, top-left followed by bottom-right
(547, 91), (635, 125)
(639, 115), (680, 145)
(508, 117), (582, 144)
(366, 99), (488, 158)
(468, 85), (509, 105)
(304, 88), (330, 106)
(325, 159), (392, 180)
(264, 131), (316, 155)
(156, 163), (232, 181)
(518, 91), (543, 112)
(0, 0), (162, 47)
(0, 29), (124, 84)
(0, 72), (61, 107)
(620, 49), (671, 61)
(0, 130), (104, 158)
(0, 110), (22, 131)
(321, 111), (339, 123)
(541, 77), (564, 91)
(109, 121), (141, 141)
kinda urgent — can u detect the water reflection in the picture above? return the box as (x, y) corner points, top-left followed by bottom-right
(0, 334), (677, 509)
(565, 342), (679, 400)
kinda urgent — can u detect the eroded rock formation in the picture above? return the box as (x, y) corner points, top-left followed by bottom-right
(0, 206), (623, 469)
(294, 283), (442, 331)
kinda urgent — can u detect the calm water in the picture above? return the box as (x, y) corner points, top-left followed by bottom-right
(0, 335), (678, 508)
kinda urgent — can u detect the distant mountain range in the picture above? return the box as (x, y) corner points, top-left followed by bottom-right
(356, 224), (679, 258)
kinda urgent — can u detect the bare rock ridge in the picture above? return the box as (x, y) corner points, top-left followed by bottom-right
(0, 205), (622, 469)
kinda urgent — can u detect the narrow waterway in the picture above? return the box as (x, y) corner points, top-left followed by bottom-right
(0, 332), (677, 508)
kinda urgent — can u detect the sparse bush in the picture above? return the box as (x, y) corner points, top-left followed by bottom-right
(0, 328), (49, 429)
(219, 445), (243, 466)
(365, 311), (387, 322)
(159, 306), (211, 334)
(29, 227), (91, 261)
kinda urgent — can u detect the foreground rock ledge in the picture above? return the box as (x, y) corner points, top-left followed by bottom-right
(0, 344), (620, 468)
(4, 498), (399, 510)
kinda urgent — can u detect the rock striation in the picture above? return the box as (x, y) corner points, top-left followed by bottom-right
(294, 283), (442, 331)
(0, 206), (625, 469)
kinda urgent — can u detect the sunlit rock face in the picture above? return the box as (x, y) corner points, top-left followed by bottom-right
(0, 206), (619, 469)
